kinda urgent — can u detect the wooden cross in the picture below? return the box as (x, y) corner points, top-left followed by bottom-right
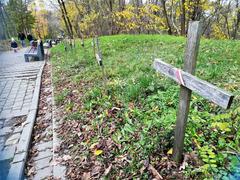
(92, 36), (103, 66)
(153, 21), (234, 163)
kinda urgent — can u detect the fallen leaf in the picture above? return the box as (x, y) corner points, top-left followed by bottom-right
(82, 172), (91, 180)
(167, 148), (173, 155)
(62, 155), (71, 161)
(103, 164), (112, 176)
(148, 164), (163, 180)
(90, 142), (98, 150)
(179, 154), (189, 171)
(140, 166), (146, 174)
(27, 167), (36, 176)
(94, 149), (103, 156)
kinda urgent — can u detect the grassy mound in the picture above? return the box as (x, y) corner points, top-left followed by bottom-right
(51, 34), (240, 179)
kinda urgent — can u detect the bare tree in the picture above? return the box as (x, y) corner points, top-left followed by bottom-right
(57, 0), (74, 39)
(232, 0), (240, 39)
(180, 0), (185, 35)
(161, 0), (172, 35)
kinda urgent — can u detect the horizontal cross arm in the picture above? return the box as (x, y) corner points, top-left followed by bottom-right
(153, 59), (234, 109)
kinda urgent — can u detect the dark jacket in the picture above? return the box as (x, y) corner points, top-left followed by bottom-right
(18, 33), (26, 41)
(27, 34), (33, 41)
(11, 41), (18, 48)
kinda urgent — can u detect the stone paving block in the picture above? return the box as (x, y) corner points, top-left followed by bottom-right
(36, 141), (53, 151)
(12, 152), (27, 163)
(12, 110), (23, 116)
(5, 133), (21, 146)
(13, 126), (23, 134)
(1, 93), (9, 98)
(12, 107), (21, 112)
(11, 89), (19, 93)
(3, 106), (11, 110)
(34, 156), (52, 170)
(0, 120), (4, 128)
(7, 161), (25, 180)
(21, 106), (29, 112)
(19, 109), (29, 116)
(0, 127), (13, 136)
(53, 164), (66, 180)
(5, 101), (14, 106)
(33, 149), (52, 161)
(7, 94), (16, 99)
(22, 105), (30, 111)
(0, 109), (11, 118)
(33, 166), (53, 180)
(0, 146), (15, 161)
(4, 118), (15, 127)
(14, 100), (24, 105)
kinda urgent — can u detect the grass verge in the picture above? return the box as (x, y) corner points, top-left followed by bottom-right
(51, 34), (240, 179)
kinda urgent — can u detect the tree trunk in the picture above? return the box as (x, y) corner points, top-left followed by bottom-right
(180, 0), (186, 35)
(232, 0), (240, 39)
(71, 0), (83, 38)
(57, 0), (72, 38)
(0, 5), (10, 39)
(191, 0), (201, 21)
(109, 0), (114, 35)
(61, 0), (74, 39)
(161, 0), (172, 35)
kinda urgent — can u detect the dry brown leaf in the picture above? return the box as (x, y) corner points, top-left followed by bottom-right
(27, 167), (36, 176)
(115, 154), (128, 162)
(82, 172), (91, 180)
(103, 164), (112, 176)
(140, 166), (146, 174)
(148, 164), (163, 180)
(62, 155), (71, 161)
(91, 165), (102, 176)
(179, 154), (189, 171)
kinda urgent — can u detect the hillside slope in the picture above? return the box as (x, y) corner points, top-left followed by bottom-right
(51, 35), (240, 179)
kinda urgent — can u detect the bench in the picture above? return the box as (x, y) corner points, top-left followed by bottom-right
(24, 41), (44, 62)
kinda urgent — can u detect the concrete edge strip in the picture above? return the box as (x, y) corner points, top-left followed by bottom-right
(51, 59), (67, 179)
(7, 60), (46, 180)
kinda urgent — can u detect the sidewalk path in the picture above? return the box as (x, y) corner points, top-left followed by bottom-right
(0, 48), (45, 179)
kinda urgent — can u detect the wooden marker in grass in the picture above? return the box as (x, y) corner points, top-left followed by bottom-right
(153, 21), (234, 163)
(95, 37), (103, 66)
(93, 36), (107, 83)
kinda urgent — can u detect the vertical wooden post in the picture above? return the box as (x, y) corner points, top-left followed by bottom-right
(92, 37), (96, 57)
(173, 21), (202, 163)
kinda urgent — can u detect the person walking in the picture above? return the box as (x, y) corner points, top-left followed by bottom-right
(10, 38), (18, 53)
(18, 32), (26, 47)
(27, 33), (34, 46)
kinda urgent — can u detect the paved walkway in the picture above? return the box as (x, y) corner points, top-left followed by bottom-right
(0, 48), (44, 179)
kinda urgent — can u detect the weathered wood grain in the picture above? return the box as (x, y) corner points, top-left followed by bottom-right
(153, 59), (234, 109)
(173, 21), (202, 163)
(94, 37), (103, 66)
(95, 53), (103, 66)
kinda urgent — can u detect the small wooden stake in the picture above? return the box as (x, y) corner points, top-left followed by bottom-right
(173, 21), (202, 163)
(93, 37), (108, 82)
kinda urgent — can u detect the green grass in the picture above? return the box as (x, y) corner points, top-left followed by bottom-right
(51, 34), (240, 179)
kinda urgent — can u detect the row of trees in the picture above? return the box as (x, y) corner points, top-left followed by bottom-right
(59, 0), (240, 39)
(0, 0), (60, 40)
(0, 0), (35, 40)
(1, 0), (239, 40)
